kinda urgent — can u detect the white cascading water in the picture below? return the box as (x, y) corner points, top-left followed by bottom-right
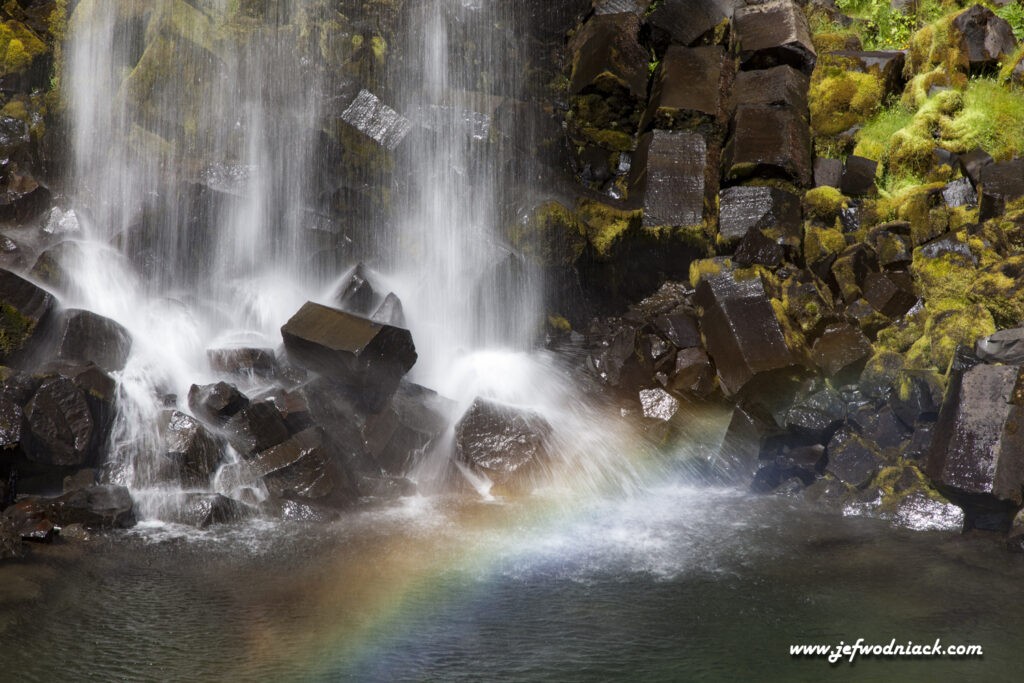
(55, 0), (650, 520)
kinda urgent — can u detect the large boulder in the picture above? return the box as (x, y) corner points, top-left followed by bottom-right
(978, 159), (1024, 221)
(25, 377), (96, 467)
(646, 0), (732, 49)
(951, 4), (1017, 73)
(281, 302), (417, 412)
(223, 401), (290, 457)
(248, 427), (343, 502)
(568, 12), (648, 101)
(717, 185), (801, 245)
(732, 0), (816, 75)
(693, 266), (801, 396)
(732, 65), (809, 111)
(163, 493), (248, 529)
(454, 398), (552, 491)
(361, 382), (454, 476)
(641, 46), (726, 132)
(52, 484), (136, 528)
(927, 363), (1024, 507)
(0, 268), (54, 365)
(187, 381), (249, 425)
(55, 309), (133, 373)
(723, 105), (812, 187)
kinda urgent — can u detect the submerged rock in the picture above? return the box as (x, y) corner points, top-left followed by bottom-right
(164, 493), (248, 529)
(281, 302), (417, 412)
(454, 398), (551, 490)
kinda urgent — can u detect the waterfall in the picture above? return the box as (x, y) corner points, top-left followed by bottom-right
(56, 0), (647, 519)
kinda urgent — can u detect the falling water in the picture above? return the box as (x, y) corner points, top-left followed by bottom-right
(56, 0), (650, 519)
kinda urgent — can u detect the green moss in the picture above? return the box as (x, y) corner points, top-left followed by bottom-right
(861, 349), (906, 389)
(0, 303), (33, 357)
(854, 104), (915, 161)
(688, 257), (730, 288)
(999, 43), (1024, 83)
(370, 35), (386, 62)
(547, 315), (572, 333)
(0, 98), (28, 122)
(911, 245), (976, 302)
(803, 225), (847, 264)
(813, 31), (862, 53)
(803, 186), (849, 223)
(809, 61), (886, 137)
(511, 201), (587, 267)
(576, 199), (642, 258)
(917, 302), (995, 370)
(0, 20), (48, 76)
(969, 255), (1024, 327)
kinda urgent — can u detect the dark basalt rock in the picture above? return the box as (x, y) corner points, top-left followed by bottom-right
(942, 177), (977, 208)
(333, 262), (377, 315)
(723, 105), (812, 186)
(927, 363), (1024, 505)
(165, 493), (248, 529)
(0, 397), (26, 453)
(62, 468), (97, 493)
(4, 499), (54, 543)
(248, 427), (344, 503)
(188, 382), (249, 425)
(55, 309), (133, 373)
(952, 4), (1017, 73)
(164, 411), (222, 487)
(224, 401), (290, 457)
(362, 382), (453, 476)
(646, 0), (732, 49)
(869, 227), (912, 269)
(853, 403), (911, 450)
(0, 268), (54, 366)
(977, 327), (1024, 364)
(840, 155), (878, 197)
(631, 130), (710, 228)
(207, 348), (277, 378)
(568, 12), (648, 100)
(733, 228), (784, 268)
(372, 292), (406, 328)
(978, 159), (1024, 221)
(811, 323), (872, 378)
(892, 370), (944, 427)
(454, 398), (552, 489)
(714, 405), (776, 483)
(694, 268), (800, 396)
(25, 377), (95, 467)
(958, 147), (993, 187)
(51, 484), (136, 529)
(28, 241), (84, 292)
(826, 428), (882, 488)
(862, 271), (917, 318)
(831, 244), (878, 305)
(732, 0), (816, 75)
(785, 388), (846, 442)
(831, 49), (906, 96)
(732, 65), (810, 112)
(814, 157), (843, 188)
(653, 311), (701, 349)
(281, 302), (417, 413)
(718, 186), (801, 245)
(669, 347), (715, 396)
(642, 45), (726, 131)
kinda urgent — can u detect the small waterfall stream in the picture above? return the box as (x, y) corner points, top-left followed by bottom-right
(55, 0), (646, 520)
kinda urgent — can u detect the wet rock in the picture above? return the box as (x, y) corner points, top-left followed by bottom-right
(631, 130), (710, 228)
(814, 157), (843, 188)
(371, 293), (406, 328)
(0, 268), (54, 365)
(905, 423), (936, 461)
(839, 155), (877, 196)
(831, 244), (878, 305)
(891, 370), (944, 427)
(732, 65), (810, 111)
(951, 4), (1017, 73)
(642, 46), (726, 131)
(362, 382), (453, 476)
(669, 348), (716, 396)
(646, 0), (731, 49)
(718, 186), (801, 245)
(693, 267), (800, 396)
(281, 302), (417, 413)
(224, 401), (290, 457)
(62, 468), (97, 493)
(869, 227), (912, 269)
(826, 428), (882, 488)
(638, 388), (679, 422)
(207, 348), (276, 379)
(958, 147), (993, 187)
(25, 377), (96, 467)
(332, 262), (377, 315)
(785, 388), (846, 441)
(42, 207), (81, 237)
(568, 12), (649, 101)
(811, 323), (872, 378)
(165, 493), (247, 529)
(942, 177), (977, 208)
(4, 500), (54, 543)
(187, 382), (249, 425)
(734, 228), (784, 268)
(0, 516), (22, 558)
(55, 309), (132, 373)
(28, 241), (83, 292)
(340, 89), (412, 151)
(454, 398), (551, 489)
(733, 0), (816, 75)
(853, 404), (911, 450)
(927, 363), (1024, 505)
(978, 159), (1024, 220)
(976, 327), (1024, 364)
(165, 411), (222, 487)
(268, 498), (341, 524)
(652, 311), (700, 349)
(894, 493), (965, 532)
(248, 427), (343, 503)
(862, 271), (917, 318)
(0, 397), (26, 453)
(53, 485), (135, 529)
(714, 405), (776, 483)
(723, 105), (812, 186)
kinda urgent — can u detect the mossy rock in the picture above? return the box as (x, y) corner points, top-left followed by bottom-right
(511, 201), (587, 267)
(968, 255), (1024, 327)
(576, 198), (642, 259)
(802, 186), (848, 224)
(904, 301), (995, 371)
(0, 19), (49, 77)
(803, 224), (847, 264)
(910, 245), (977, 303)
(809, 57), (885, 138)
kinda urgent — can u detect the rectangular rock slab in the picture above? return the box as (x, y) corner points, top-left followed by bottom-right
(568, 12), (649, 100)
(732, 65), (809, 112)
(647, 0), (732, 48)
(979, 159), (1024, 221)
(694, 268), (800, 396)
(281, 302), (417, 413)
(718, 185), (801, 244)
(723, 105), (812, 187)
(927, 364), (1024, 505)
(733, 0), (817, 75)
(642, 45), (726, 131)
(340, 90), (413, 151)
(631, 129), (710, 228)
